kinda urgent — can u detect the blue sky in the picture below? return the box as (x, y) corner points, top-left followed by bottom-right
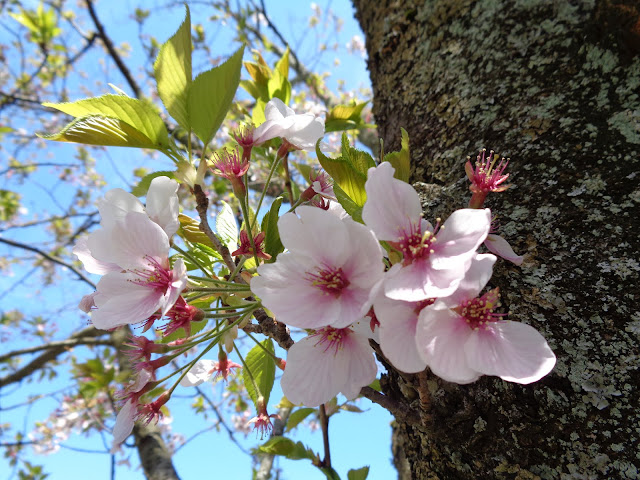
(0, 2), (398, 479)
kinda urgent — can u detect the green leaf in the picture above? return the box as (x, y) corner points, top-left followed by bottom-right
(154, 4), (192, 130)
(347, 467), (370, 480)
(333, 184), (363, 223)
(260, 197), (284, 260)
(215, 201), (238, 251)
(38, 115), (160, 149)
(189, 46), (244, 145)
(286, 407), (315, 431)
(341, 133), (376, 176)
(316, 137), (368, 207)
(243, 339), (276, 407)
(325, 101), (368, 133)
(383, 128), (411, 182)
(320, 467), (342, 480)
(131, 171), (175, 197)
(267, 68), (291, 105)
(275, 47), (290, 79)
(43, 95), (169, 149)
(257, 437), (316, 461)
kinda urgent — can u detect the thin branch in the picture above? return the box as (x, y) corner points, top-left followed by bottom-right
(359, 386), (422, 426)
(0, 326), (106, 388)
(85, 0), (142, 98)
(0, 236), (95, 288)
(0, 337), (113, 363)
(319, 404), (331, 469)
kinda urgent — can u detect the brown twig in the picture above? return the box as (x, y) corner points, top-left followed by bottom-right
(359, 386), (421, 426)
(319, 404), (332, 469)
(85, 0), (142, 98)
(0, 338), (113, 363)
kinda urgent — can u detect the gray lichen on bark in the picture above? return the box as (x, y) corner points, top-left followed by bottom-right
(353, 0), (640, 478)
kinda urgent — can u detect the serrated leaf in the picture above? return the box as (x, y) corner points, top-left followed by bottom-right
(275, 47), (290, 79)
(243, 339), (276, 407)
(347, 467), (369, 480)
(341, 133), (376, 176)
(39, 115), (158, 149)
(257, 437), (316, 461)
(189, 46), (244, 145)
(131, 171), (175, 197)
(325, 101), (368, 133)
(383, 128), (411, 182)
(260, 197), (284, 260)
(286, 407), (315, 431)
(244, 60), (271, 84)
(267, 69), (291, 105)
(320, 467), (342, 480)
(316, 139), (368, 207)
(43, 95), (169, 149)
(178, 213), (215, 248)
(333, 184), (363, 222)
(154, 5), (192, 130)
(215, 201), (238, 251)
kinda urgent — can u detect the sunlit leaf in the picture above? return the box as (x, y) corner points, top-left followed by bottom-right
(215, 201), (238, 251)
(243, 339), (276, 407)
(260, 196), (284, 260)
(154, 4), (192, 130)
(189, 46), (244, 145)
(43, 95), (169, 149)
(384, 128), (411, 182)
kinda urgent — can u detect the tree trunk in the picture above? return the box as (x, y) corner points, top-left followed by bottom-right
(353, 1), (640, 478)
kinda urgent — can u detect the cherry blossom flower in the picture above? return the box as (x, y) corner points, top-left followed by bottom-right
(280, 321), (377, 407)
(251, 206), (384, 329)
(415, 254), (556, 384)
(86, 212), (187, 330)
(362, 162), (491, 301)
(300, 170), (335, 202)
(252, 98), (324, 151)
(150, 296), (205, 337)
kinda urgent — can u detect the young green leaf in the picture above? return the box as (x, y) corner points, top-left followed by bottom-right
(325, 101), (368, 133)
(316, 139), (368, 207)
(347, 466), (370, 480)
(260, 196), (284, 260)
(215, 201), (239, 251)
(43, 95), (169, 149)
(189, 46), (245, 146)
(153, 4), (192, 130)
(243, 339), (276, 407)
(286, 407), (316, 431)
(38, 115), (159, 149)
(383, 127), (411, 182)
(257, 437), (317, 461)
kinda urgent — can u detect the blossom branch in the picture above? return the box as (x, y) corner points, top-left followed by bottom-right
(244, 309), (294, 350)
(192, 184), (237, 274)
(319, 404), (332, 469)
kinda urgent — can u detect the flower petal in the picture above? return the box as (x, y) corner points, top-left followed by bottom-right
(98, 189), (144, 229)
(180, 359), (217, 387)
(110, 400), (137, 453)
(72, 236), (120, 275)
(442, 254), (496, 306)
(145, 177), (179, 238)
(362, 162), (422, 241)
(485, 234), (524, 266)
(416, 307), (480, 384)
(464, 321), (556, 384)
(432, 208), (491, 266)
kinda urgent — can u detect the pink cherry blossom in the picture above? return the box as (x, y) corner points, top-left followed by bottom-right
(250, 206), (384, 329)
(415, 254), (556, 384)
(362, 162), (491, 301)
(252, 98), (324, 151)
(87, 212), (187, 330)
(280, 321), (377, 407)
(465, 149), (510, 208)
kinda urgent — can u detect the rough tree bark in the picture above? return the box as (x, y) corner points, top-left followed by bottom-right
(353, 1), (640, 478)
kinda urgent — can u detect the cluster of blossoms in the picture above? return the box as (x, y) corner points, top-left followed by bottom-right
(73, 95), (556, 451)
(252, 154), (556, 406)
